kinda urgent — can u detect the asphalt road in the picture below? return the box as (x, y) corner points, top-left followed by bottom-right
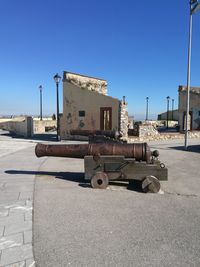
(33, 138), (200, 267)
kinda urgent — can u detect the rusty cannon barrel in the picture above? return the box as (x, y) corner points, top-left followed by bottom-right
(69, 129), (120, 139)
(35, 143), (152, 163)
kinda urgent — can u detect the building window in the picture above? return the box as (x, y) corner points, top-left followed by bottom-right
(79, 111), (85, 117)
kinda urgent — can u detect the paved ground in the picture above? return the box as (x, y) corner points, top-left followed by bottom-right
(1, 130), (200, 266)
(33, 138), (200, 266)
(0, 130), (84, 266)
(0, 130), (46, 266)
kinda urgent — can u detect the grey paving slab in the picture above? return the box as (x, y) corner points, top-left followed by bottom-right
(0, 214), (24, 227)
(0, 131), (47, 266)
(0, 184), (34, 193)
(9, 204), (32, 215)
(3, 261), (25, 267)
(0, 210), (8, 218)
(0, 233), (23, 250)
(4, 221), (32, 236)
(0, 227), (4, 237)
(18, 192), (33, 201)
(25, 201), (32, 208)
(23, 231), (32, 244)
(0, 193), (19, 204)
(24, 212), (32, 222)
(0, 201), (26, 210)
(26, 258), (35, 267)
(0, 244), (33, 266)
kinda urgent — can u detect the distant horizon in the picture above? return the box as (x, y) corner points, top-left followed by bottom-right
(0, 112), (170, 122)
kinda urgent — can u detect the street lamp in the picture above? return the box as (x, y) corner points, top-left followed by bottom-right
(146, 97), (149, 121)
(166, 96), (170, 129)
(185, 0), (200, 150)
(172, 99), (174, 121)
(39, 85), (43, 121)
(54, 73), (61, 141)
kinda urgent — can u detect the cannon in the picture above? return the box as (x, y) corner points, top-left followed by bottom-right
(35, 143), (168, 193)
(69, 129), (120, 139)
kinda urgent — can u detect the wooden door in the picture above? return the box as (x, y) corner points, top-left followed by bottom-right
(100, 107), (112, 130)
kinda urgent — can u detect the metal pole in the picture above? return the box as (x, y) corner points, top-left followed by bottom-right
(56, 82), (60, 141)
(40, 88), (43, 121)
(146, 97), (149, 121)
(172, 99), (174, 121)
(167, 98), (169, 129)
(185, 10), (193, 150)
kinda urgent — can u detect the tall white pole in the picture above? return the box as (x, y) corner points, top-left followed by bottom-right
(184, 9), (193, 150)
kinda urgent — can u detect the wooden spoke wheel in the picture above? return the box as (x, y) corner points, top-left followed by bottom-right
(142, 176), (160, 193)
(91, 172), (109, 189)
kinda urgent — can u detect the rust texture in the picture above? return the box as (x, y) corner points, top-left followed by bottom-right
(69, 129), (120, 139)
(35, 143), (151, 162)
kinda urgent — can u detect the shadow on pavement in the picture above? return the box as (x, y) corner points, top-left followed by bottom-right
(5, 170), (85, 183)
(169, 144), (200, 153)
(5, 170), (144, 192)
(31, 133), (57, 141)
(0, 130), (57, 142)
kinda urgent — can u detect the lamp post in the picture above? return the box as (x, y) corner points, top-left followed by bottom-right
(166, 96), (170, 129)
(172, 99), (174, 121)
(185, 0), (200, 150)
(39, 85), (43, 121)
(146, 97), (149, 121)
(54, 73), (61, 141)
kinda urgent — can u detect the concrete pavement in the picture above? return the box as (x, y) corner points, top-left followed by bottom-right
(1, 129), (200, 266)
(0, 130), (86, 266)
(0, 130), (45, 266)
(33, 138), (200, 266)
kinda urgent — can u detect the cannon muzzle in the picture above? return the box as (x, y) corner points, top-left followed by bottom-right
(35, 143), (152, 162)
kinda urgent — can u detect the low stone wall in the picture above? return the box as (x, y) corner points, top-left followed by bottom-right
(128, 131), (200, 142)
(0, 117), (33, 137)
(138, 125), (160, 138)
(33, 120), (56, 133)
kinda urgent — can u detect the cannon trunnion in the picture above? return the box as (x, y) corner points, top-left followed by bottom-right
(35, 143), (168, 193)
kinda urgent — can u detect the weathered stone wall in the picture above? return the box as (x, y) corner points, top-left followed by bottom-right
(119, 101), (128, 138)
(138, 125), (160, 138)
(0, 116), (33, 137)
(179, 85), (200, 131)
(64, 72), (107, 95)
(60, 81), (119, 139)
(157, 110), (179, 121)
(128, 130), (200, 142)
(33, 119), (56, 133)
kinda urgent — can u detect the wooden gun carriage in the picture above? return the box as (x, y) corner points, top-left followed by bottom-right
(35, 142), (167, 193)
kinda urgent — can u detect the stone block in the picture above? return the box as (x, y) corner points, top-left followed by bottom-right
(0, 214), (24, 227)
(0, 233), (23, 250)
(26, 258), (35, 267)
(23, 231), (32, 244)
(4, 221), (32, 236)
(0, 244), (33, 266)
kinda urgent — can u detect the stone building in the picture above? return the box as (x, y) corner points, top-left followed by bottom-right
(178, 85), (200, 131)
(157, 110), (179, 121)
(60, 71), (128, 139)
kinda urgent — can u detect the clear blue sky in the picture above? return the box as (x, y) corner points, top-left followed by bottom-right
(0, 0), (200, 120)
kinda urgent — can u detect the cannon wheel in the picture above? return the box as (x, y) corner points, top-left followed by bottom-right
(142, 176), (160, 193)
(91, 172), (109, 189)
